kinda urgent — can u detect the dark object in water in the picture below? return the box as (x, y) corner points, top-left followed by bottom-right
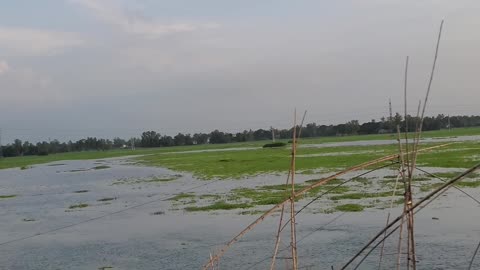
(263, 142), (287, 148)
(432, 217), (439, 220)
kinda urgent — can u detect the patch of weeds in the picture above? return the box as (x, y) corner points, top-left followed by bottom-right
(330, 191), (395, 201)
(198, 194), (221, 200)
(47, 163), (65, 166)
(151, 211), (165, 215)
(394, 198), (404, 205)
(420, 183), (444, 192)
(73, 190), (89, 193)
(22, 218), (36, 222)
(456, 180), (480, 188)
(98, 267), (113, 270)
(335, 204), (365, 212)
(412, 176), (432, 182)
(68, 169), (89, 172)
(301, 169), (316, 175)
(353, 177), (371, 185)
(307, 185), (350, 196)
(97, 197), (116, 202)
(185, 201), (252, 212)
(69, 203), (89, 209)
(0, 195), (17, 199)
(232, 187), (289, 206)
(93, 165), (110, 170)
(168, 193), (195, 201)
(20, 166), (30, 170)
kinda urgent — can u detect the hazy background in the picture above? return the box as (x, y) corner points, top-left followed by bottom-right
(1, 0), (479, 143)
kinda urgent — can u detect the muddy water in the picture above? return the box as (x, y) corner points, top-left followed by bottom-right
(0, 158), (479, 269)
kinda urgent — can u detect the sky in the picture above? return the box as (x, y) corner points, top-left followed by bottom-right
(0, 0), (479, 143)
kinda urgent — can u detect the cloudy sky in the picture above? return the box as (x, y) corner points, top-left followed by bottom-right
(1, 0), (479, 143)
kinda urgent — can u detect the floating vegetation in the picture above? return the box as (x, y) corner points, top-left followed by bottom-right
(47, 163), (65, 166)
(0, 195), (17, 199)
(22, 218), (35, 222)
(68, 169), (89, 172)
(20, 166), (30, 170)
(73, 190), (89, 193)
(151, 211), (165, 215)
(97, 197), (116, 202)
(330, 191), (396, 201)
(98, 267), (113, 270)
(198, 194), (222, 200)
(456, 180), (480, 188)
(185, 201), (252, 212)
(69, 203), (89, 209)
(335, 203), (365, 212)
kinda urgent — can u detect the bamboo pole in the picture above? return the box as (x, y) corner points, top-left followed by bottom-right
(290, 111), (298, 270)
(271, 110), (306, 270)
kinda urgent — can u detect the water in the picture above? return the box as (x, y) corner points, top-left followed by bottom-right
(0, 158), (479, 269)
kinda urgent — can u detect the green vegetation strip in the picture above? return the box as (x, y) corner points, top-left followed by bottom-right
(335, 204), (365, 212)
(0, 195), (17, 199)
(1, 127), (478, 171)
(185, 201), (252, 212)
(69, 203), (89, 209)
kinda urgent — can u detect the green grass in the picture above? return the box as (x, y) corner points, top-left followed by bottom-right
(330, 191), (397, 200)
(97, 197), (116, 202)
(456, 180), (480, 188)
(0, 195), (17, 199)
(335, 204), (365, 212)
(184, 201), (252, 212)
(69, 203), (89, 209)
(168, 193), (195, 201)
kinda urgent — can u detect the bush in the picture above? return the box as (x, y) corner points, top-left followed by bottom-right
(262, 142), (287, 148)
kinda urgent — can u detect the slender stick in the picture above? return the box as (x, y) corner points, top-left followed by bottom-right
(403, 56), (410, 172)
(468, 241), (480, 270)
(290, 110), (298, 270)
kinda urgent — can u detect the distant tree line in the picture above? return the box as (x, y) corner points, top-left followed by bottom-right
(1, 114), (479, 158)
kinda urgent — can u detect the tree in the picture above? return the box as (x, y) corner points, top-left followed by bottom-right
(141, 131), (161, 147)
(174, 133), (186, 146)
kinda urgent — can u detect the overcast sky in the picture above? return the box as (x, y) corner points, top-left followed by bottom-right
(1, 0), (479, 143)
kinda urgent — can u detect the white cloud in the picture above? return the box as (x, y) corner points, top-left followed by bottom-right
(0, 27), (84, 56)
(0, 60), (10, 75)
(70, 0), (219, 38)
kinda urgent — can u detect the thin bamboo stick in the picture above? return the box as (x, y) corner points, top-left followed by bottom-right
(290, 110), (298, 270)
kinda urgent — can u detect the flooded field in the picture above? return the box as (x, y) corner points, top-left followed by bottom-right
(0, 137), (479, 270)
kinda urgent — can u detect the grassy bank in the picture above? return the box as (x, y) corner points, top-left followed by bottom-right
(1, 127), (478, 171)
